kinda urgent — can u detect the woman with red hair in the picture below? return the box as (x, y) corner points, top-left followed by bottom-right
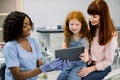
(78, 0), (117, 80)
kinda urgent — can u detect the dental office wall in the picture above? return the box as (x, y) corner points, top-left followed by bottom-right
(23, 0), (120, 28)
(23, 0), (120, 53)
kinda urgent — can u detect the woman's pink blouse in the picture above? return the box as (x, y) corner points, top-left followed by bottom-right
(90, 30), (118, 70)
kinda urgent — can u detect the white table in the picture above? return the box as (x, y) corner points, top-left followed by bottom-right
(37, 71), (61, 80)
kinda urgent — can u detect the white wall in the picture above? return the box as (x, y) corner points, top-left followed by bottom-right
(23, 0), (91, 28)
(23, 0), (120, 28)
(106, 0), (120, 27)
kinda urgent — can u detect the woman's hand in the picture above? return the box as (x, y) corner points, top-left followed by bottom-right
(77, 67), (91, 77)
(77, 66), (96, 77)
(80, 49), (89, 62)
(112, 30), (118, 37)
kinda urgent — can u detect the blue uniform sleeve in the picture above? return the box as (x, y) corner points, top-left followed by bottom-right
(2, 43), (19, 68)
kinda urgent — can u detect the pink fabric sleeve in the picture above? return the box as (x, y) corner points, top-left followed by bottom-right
(96, 36), (117, 70)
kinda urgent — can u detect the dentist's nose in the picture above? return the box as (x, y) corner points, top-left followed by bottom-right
(27, 25), (32, 31)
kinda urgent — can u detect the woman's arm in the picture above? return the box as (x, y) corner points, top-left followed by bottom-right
(9, 58), (63, 80)
(77, 65), (96, 77)
(9, 59), (43, 80)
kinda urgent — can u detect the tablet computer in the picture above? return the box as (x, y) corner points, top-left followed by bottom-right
(55, 46), (84, 61)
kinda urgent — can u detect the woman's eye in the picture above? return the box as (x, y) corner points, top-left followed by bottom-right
(93, 16), (97, 18)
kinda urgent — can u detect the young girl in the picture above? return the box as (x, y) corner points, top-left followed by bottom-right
(78, 0), (118, 80)
(57, 11), (90, 80)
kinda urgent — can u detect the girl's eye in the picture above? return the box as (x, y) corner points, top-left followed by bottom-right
(76, 24), (79, 26)
(69, 23), (80, 26)
(69, 24), (74, 26)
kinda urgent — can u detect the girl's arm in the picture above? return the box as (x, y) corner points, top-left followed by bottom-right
(62, 42), (67, 48)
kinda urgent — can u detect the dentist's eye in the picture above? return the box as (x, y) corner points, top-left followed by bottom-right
(23, 23), (31, 28)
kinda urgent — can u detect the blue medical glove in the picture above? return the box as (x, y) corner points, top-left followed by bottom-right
(63, 59), (70, 70)
(54, 62), (63, 71)
(55, 59), (71, 71)
(40, 58), (63, 72)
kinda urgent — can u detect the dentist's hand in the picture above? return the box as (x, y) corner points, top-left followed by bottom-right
(63, 59), (71, 70)
(40, 58), (63, 72)
(55, 59), (71, 71)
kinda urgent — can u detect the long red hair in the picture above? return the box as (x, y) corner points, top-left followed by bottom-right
(87, 0), (117, 45)
(64, 11), (90, 47)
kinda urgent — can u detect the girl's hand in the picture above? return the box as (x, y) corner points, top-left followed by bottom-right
(80, 49), (89, 62)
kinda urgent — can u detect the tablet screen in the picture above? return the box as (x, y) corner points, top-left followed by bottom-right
(55, 46), (84, 61)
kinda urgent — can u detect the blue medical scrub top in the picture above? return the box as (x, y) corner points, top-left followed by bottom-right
(2, 37), (42, 80)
